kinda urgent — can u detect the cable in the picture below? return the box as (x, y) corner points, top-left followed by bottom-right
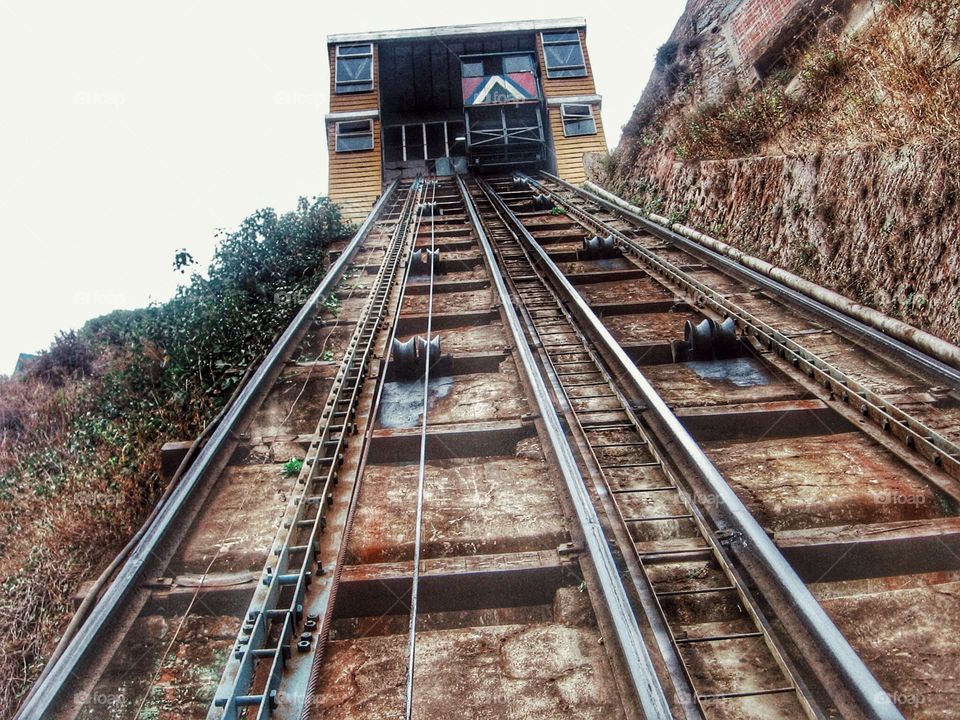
(403, 178), (438, 720)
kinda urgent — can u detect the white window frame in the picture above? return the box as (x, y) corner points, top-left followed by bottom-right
(335, 43), (374, 94)
(560, 103), (596, 137)
(540, 31), (587, 79)
(335, 119), (374, 152)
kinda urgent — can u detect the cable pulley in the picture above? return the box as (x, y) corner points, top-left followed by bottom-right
(391, 335), (443, 379)
(671, 317), (742, 362)
(581, 234), (617, 259)
(412, 248), (444, 276)
(531, 193), (553, 210)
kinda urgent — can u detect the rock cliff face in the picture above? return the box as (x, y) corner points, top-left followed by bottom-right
(600, 0), (960, 343)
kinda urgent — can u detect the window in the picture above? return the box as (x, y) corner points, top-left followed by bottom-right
(461, 61), (484, 78)
(561, 103), (596, 137)
(502, 54), (535, 74)
(335, 44), (374, 93)
(541, 31), (587, 78)
(335, 120), (374, 152)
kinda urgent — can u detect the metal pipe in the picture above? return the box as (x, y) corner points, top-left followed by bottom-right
(583, 179), (960, 380)
(458, 176), (674, 719)
(504, 179), (903, 720)
(15, 181), (400, 720)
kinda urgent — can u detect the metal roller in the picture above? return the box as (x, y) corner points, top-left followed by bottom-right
(416, 335), (441, 367)
(673, 317), (740, 362)
(684, 318), (715, 360)
(413, 248), (443, 276)
(713, 316), (739, 358)
(531, 192), (552, 210)
(581, 234), (617, 259)
(391, 337), (420, 378)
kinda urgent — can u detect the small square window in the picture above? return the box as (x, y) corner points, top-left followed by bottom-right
(541, 31), (587, 79)
(335, 119), (374, 152)
(461, 61), (484, 78)
(336, 44), (374, 94)
(561, 103), (596, 137)
(503, 54), (535, 74)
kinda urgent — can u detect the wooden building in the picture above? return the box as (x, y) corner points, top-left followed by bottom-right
(326, 18), (607, 221)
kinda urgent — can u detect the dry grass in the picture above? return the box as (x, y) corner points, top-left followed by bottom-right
(651, 0), (960, 161)
(0, 359), (168, 715)
(786, 0), (960, 152)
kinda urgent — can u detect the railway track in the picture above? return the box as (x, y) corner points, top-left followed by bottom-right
(17, 171), (960, 720)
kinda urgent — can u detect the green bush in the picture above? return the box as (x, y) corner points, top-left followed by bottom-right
(0, 194), (351, 715)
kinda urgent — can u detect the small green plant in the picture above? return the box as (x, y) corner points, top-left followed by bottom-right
(549, 205), (565, 216)
(655, 40), (679, 69)
(282, 458), (304, 477)
(322, 293), (341, 317)
(320, 350), (335, 362)
(669, 201), (694, 225)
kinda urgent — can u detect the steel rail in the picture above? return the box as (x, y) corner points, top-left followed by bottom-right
(490, 178), (904, 720)
(210, 181), (422, 720)
(524, 173), (960, 489)
(404, 179), (439, 720)
(457, 175), (675, 719)
(14, 182), (400, 720)
(479, 181), (814, 718)
(548, 173), (960, 388)
(473, 184), (704, 719)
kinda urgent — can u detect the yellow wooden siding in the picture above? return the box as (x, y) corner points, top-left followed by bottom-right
(328, 43), (380, 114)
(537, 28), (598, 99)
(548, 105), (607, 186)
(327, 118), (383, 224)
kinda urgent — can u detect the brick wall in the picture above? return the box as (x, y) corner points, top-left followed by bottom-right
(731, 0), (804, 60)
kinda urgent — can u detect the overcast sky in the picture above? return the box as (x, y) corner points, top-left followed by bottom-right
(0, 1), (686, 375)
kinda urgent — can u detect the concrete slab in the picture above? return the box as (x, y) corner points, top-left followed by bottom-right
(245, 364), (336, 438)
(776, 517), (960, 582)
(576, 278), (671, 306)
(377, 363), (527, 428)
(77, 613), (237, 720)
(602, 311), (702, 344)
(641, 358), (803, 408)
(704, 432), (947, 533)
(169, 463), (295, 575)
(311, 620), (626, 720)
(814, 572), (960, 719)
(348, 451), (565, 564)
(401, 287), (494, 315)
(397, 324), (508, 356)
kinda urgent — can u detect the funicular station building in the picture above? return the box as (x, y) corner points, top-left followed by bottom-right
(325, 18), (607, 221)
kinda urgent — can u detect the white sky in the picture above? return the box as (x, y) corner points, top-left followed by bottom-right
(0, 1), (686, 375)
